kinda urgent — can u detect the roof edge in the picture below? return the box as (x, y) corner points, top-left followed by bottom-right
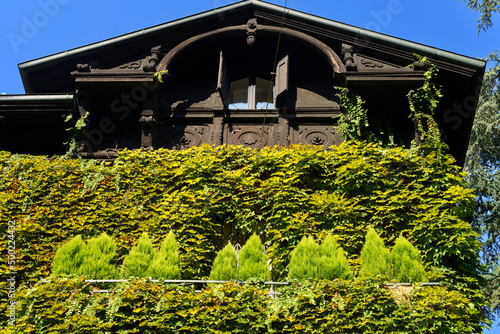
(0, 94), (75, 104)
(18, 0), (486, 90)
(253, 1), (486, 70)
(18, 1), (255, 72)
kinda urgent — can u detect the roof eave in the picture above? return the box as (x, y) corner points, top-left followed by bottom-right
(18, 0), (486, 94)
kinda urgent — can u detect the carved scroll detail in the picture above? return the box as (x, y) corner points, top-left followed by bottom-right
(143, 46), (162, 72)
(341, 43), (357, 71)
(360, 59), (383, 68)
(120, 61), (142, 69)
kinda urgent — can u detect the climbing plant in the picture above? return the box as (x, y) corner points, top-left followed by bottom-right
(336, 55), (445, 154)
(336, 86), (371, 142)
(407, 55), (446, 153)
(63, 112), (88, 158)
(0, 143), (486, 330)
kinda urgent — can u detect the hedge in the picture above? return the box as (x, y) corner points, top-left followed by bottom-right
(0, 277), (487, 333)
(0, 142), (489, 330)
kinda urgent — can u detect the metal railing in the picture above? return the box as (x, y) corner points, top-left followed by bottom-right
(84, 279), (439, 296)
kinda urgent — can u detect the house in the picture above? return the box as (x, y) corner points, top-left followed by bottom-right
(0, 0), (485, 164)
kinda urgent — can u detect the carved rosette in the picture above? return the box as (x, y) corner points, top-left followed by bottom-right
(231, 126), (269, 148)
(294, 125), (342, 148)
(164, 126), (205, 150)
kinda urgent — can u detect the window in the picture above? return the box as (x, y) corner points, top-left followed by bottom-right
(217, 51), (288, 110)
(229, 77), (274, 109)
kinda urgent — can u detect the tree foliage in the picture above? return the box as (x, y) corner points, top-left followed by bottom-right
(52, 233), (117, 279)
(287, 235), (353, 280)
(287, 236), (320, 279)
(237, 234), (270, 281)
(147, 231), (181, 280)
(51, 235), (85, 277)
(122, 232), (156, 278)
(461, 0), (500, 33)
(392, 234), (427, 283)
(317, 235), (353, 280)
(78, 233), (117, 279)
(209, 242), (238, 281)
(360, 227), (393, 278)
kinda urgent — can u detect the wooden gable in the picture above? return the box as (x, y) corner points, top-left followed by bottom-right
(0, 0), (486, 164)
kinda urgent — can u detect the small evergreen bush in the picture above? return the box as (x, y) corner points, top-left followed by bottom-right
(78, 233), (117, 279)
(287, 236), (320, 279)
(123, 232), (156, 278)
(360, 227), (392, 278)
(52, 235), (85, 277)
(209, 242), (238, 281)
(392, 234), (427, 282)
(237, 234), (270, 281)
(147, 231), (181, 280)
(318, 235), (353, 280)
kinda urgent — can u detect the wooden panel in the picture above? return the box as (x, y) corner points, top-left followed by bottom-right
(290, 124), (342, 148)
(224, 123), (274, 148)
(275, 54), (289, 98)
(157, 124), (210, 150)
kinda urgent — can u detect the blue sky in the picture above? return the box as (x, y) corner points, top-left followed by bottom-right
(1, 0), (500, 331)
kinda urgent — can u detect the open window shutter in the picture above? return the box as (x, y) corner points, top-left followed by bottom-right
(217, 50), (229, 109)
(275, 54), (289, 100)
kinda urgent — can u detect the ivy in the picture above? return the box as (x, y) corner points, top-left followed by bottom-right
(153, 70), (169, 84)
(336, 86), (371, 141)
(0, 277), (490, 333)
(336, 56), (445, 155)
(0, 143), (487, 330)
(63, 112), (88, 158)
(407, 55), (446, 154)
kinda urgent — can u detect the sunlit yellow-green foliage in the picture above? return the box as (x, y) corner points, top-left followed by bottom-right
(0, 277), (488, 334)
(122, 232), (155, 278)
(0, 143), (479, 282)
(0, 142), (489, 331)
(360, 227), (393, 278)
(209, 242), (238, 281)
(237, 234), (270, 281)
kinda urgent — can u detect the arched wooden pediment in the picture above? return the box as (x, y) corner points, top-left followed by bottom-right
(156, 24), (345, 75)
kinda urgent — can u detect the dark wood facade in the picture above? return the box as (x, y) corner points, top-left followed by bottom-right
(0, 0), (485, 164)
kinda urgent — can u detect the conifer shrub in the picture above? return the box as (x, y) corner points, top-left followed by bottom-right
(287, 236), (320, 279)
(78, 233), (117, 279)
(122, 232), (156, 278)
(237, 234), (270, 281)
(51, 235), (85, 277)
(147, 231), (181, 280)
(360, 227), (393, 278)
(392, 234), (427, 282)
(209, 242), (238, 281)
(318, 235), (353, 280)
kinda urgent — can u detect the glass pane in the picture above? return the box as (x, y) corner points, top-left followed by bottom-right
(229, 78), (249, 109)
(255, 77), (274, 109)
